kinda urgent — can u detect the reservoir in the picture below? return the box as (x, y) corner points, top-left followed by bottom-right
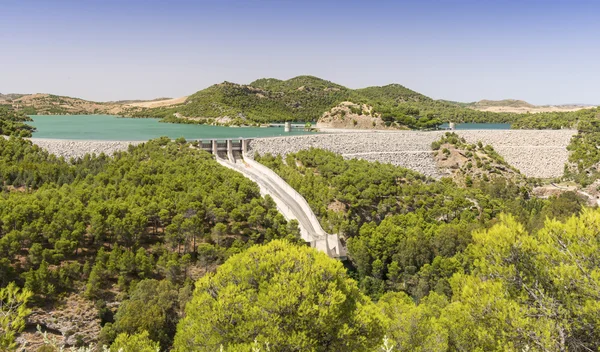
(438, 122), (511, 130)
(29, 115), (315, 140)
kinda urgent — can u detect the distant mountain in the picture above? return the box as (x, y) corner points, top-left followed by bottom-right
(0, 93), (28, 102)
(109, 97), (173, 105)
(471, 99), (535, 109)
(5, 93), (149, 115)
(130, 76), (360, 123)
(250, 75), (347, 92)
(468, 99), (596, 113)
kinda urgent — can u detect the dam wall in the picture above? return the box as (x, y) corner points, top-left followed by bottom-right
(248, 130), (577, 179)
(27, 129), (576, 179)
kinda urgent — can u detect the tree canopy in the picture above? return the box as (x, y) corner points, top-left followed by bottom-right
(256, 147), (584, 300)
(378, 210), (600, 351)
(102, 279), (180, 349)
(109, 331), (160, 352)
(0, 135), (302, 349)
(0, 282), (32, 350)
(174, 240), (386, 352)
(0, 105), (34, 137)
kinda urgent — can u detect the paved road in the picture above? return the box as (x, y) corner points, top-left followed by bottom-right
(232, 159), (322, 241)
(215, 149), (347, 257)
(215, 154), (345, 258)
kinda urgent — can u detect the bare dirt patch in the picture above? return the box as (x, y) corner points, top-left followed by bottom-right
(12, 94), (145, 115)
(470, 99), (596, 113)
(17, 293), (101, 350)
(328, 200), (347, 213)
(127, 96), (188, 108)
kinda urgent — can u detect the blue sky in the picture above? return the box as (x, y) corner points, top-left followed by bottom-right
(1, 0), (598, 104)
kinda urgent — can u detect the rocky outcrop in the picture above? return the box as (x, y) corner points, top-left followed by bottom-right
(316, 102), (395, 130)
(433, 134), (525, 186)
(16, 294), (101, 350)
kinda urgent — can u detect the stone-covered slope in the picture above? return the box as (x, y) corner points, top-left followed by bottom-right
(432, 132), (525, 186)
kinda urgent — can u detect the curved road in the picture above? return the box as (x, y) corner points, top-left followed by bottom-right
(216, 153), (345, 258)
(233, 159), (321, 238)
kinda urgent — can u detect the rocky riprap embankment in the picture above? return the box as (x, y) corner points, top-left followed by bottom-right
(457, 130), (575, 179)
(30, 138), (144, 159)
(248, 130), (576, 179)
(249, 132), (442, 177)
(27, 129), (576, 179)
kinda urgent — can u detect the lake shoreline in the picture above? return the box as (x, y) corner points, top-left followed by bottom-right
(28, 114), (315, 140)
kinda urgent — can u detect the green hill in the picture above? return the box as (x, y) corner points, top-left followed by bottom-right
(0, 93), (27, 102)
(470, 99), (535, 108)
(250, 75), (347, 91)
(7, 93), (145, 116)
(355, 83), (429, 103)
(135, 76), (361, 124)
(128, 76), (516, 128)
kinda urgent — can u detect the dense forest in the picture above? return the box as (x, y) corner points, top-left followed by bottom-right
(0, 130), (300, 350)
(173, 212), (600, 352)
(255, 148), (582, 300)
(511, 107), (599, 130)
(2, 101), (600, 351)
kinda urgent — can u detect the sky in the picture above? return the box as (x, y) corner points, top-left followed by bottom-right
(0, 0), (598, 104)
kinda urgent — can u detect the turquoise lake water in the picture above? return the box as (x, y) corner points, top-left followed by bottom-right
(28, 116), (512, 141)
(29, 115), (315, 140)
(438, 122), (511, 130)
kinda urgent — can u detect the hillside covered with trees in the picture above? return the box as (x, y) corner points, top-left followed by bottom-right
(127, 76), (519, 128)
(255, 146), (584, 300)
(130, 76), (596, 130)
(0, 122), (301, 349)
(6, 77), (596, 132)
